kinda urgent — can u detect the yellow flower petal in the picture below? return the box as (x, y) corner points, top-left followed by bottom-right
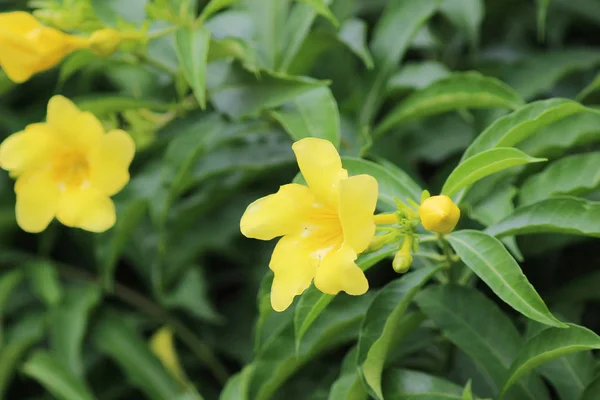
(33, 27), (88, 71)
(292, 138), (347, 207)
(338, 174), (378, 253)
(56, 188), (116, 232)
(47, 96), (104, 149)
(89, 129), (135, 196)
(0, 12), (40, 34)
(269, 234), (318, 312)
(0, 30), (41, 83)
(240, 184), (314, 241)
(314, 245), (368, 296)
(0, 123), (57, 174)
(15, 170), (60, 233)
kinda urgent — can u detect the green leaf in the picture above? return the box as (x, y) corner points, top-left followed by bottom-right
(220, 366), (254, 400)
(271, 87), (341, 148)
(446, 230), (564, 327)
(295, 0), (339, 27)
(525, 320), (595, 400)
(278, 0), (331, 72)
(175, 26), (211, 109)
(441, 148), (545, 198)
(198, 0), (241, 22)
(387, 61), (451, 94)
(328, 348), (368, 400)
(92, 312), (183, 400)
(293, 244), (397, 351)
(22, 350), (96, 400)
(359, 0), (443, 124)
(163, 267), (222, 324)
(95, 198), (147, 289)
(486, 196), (600, 238)
(502, 49), (600, 100)
(50, 284), (102, 377)
(500, 324), (600, 398)
(250, 294), (375, 400)
(375, 72), (524, 137)
(576, 72), (600, 102)
(208, 37), (258, 69)
(73, 96), (171, 116)
(247, 0), (288, 69)
(0, 314), (45, 398)
(519, 152), (600, 206)
(342, 157), (422, 211)
(517, 110), (600, 158)
(382, 369), (464, 399)
(338, 18), (374, 70)
(415, 285), (547, 400)
(358, 266), (441, 399)
(208, 64), (327, 119)
(461, 381), (474, 400)
(440, 0), (484, 49)
(581, 375), (600, 400)
(462, 99), (588, 160)
(91, 0), (148, 26)
(26, 260), (62, 307)
(0, 269), (24, 346)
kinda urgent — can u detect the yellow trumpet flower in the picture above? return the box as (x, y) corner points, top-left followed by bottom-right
(0, 12), (89, 83)
(0, 96), (135, 233)
(240, 138), (378, 312)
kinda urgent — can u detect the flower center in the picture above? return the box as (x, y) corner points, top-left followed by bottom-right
(52, 150), (90, 191)
(303, 203), (344, 259)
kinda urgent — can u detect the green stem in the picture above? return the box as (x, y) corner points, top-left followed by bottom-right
(138, 53), (178, 76)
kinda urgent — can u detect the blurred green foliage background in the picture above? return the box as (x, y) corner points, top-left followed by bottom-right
(0, 0), (600, 399)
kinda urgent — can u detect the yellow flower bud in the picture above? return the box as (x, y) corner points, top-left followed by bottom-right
(89, 28), (121, 56)
(393, 251), (412, 273)
(419, 195), (460, 234)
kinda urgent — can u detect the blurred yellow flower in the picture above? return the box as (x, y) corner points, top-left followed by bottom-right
(240, 138), (378, 312)
(419, 195), (460, 234)
(0, 95), (135, 233)
(0, 11), (89, 83)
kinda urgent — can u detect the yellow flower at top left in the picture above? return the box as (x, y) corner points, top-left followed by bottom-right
(0, 96), (135, 233)
(0, 12), (89, 83)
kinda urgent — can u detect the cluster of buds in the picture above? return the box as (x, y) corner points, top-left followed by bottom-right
(369, 190), (461, 274)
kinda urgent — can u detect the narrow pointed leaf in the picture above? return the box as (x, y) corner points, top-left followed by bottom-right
(440, 0), (484, 49)
(502, 49), (600, 100)
(500, 324), (600, 398)
(382, 369), (464, 399)
(376, 72), (523, 136)
(518, 110), (600, 158)
(208, 65), (327, 119)
(463, 99), (588, 160)
(271, 87), (341, 148)
(295, 0), (338, 26)
(359, 0), (443, 124)
(486, 197), (600, 238)
(519, 153), (600, 206)
(50, 284), (102, 378)
(442, 148), (545, 197)
(338, 18), (374, 69)
(447, 230), (564, 327)
(198, 0), (241, 22)
(415, 285), (548, 400)
(581, 375), (600, 400)
(22, 350), (96, 400)
(358, 266), (441, 399)
(175, 26), (211, 108)
(92, 312), (183, 400)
